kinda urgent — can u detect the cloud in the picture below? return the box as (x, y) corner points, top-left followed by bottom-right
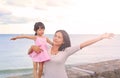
(0, 0), (73, 25)
(0, 0), (66, 24)
(0, 2), (34, 24)
(3, 0), (72, 9)
(0, 7), (32, 24)
(3, 0), (33, 7)
(0, 16), (32, 24)
(46, 0), (71, 7)
(0, 4), (11, 15)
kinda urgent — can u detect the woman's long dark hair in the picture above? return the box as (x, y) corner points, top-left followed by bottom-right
(34, 22), (45, 35)
(55, 30), (71, 51)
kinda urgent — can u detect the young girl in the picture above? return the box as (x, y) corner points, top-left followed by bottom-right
(10, 22), (53, 78)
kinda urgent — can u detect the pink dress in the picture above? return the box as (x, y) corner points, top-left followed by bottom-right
(29, 36), (50, 62)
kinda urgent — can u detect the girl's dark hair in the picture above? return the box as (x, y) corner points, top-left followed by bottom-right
(55, 30), (71, 51)
(34, 22), (45, 35)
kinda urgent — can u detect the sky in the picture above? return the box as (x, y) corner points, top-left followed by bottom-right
(0, 0), (120, 34)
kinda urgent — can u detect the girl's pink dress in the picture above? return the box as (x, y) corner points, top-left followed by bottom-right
(29, 36), (50, 62)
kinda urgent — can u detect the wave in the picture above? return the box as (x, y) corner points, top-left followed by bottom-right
(0, 68), (32, 78)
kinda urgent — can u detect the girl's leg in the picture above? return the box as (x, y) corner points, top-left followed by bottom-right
(33, 62), (38, 78)
(38, 62), (44, 78)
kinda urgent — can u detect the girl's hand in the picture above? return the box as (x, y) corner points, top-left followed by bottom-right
(100, 33), (114, 39)
(10, 37), (17, 40)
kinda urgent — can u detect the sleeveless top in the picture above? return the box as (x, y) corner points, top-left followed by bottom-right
(29, 36), (50, 62)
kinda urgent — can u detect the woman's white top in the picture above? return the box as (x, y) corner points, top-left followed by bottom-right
(43, 45), (81, 78)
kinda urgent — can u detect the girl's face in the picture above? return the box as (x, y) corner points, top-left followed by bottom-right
(36, 27), (45, 36)
(53, 32), (64, 46)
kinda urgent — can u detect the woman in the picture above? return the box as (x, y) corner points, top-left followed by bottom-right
(30, 30), (114, 78)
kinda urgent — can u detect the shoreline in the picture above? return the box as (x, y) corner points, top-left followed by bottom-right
(7, 73), (33, 78)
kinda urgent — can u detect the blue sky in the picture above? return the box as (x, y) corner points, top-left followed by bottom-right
(0, 0), (120, 34)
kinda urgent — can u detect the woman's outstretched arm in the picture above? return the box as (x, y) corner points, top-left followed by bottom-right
(80, 33), (114, 49)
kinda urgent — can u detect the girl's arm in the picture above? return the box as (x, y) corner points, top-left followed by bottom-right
(80, 33), (114, 49)
(46, 37), (53, 46)
(10, 35), (36, 40)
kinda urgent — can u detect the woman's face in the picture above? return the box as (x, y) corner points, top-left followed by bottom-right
(53, 32), (64, 46)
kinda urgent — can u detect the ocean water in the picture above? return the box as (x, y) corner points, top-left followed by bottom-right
(0, 34), (120, 78)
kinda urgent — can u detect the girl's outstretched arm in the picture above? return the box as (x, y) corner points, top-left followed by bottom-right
(80, 33), (114, 49)
(10, 35), (36, 40)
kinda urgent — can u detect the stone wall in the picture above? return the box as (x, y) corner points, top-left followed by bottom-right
(66, 59), (120, 78)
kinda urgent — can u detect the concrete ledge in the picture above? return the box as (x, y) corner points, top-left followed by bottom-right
(66, 59), (120, 78)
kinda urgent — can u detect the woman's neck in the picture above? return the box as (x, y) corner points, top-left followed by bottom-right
(51, 46), (59, 55)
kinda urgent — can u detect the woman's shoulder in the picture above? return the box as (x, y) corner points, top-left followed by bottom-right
(63, 45), (81, 56)
(64, 45), (80, 52)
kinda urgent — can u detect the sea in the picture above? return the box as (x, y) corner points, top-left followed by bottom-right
(0, 34), (120, 78)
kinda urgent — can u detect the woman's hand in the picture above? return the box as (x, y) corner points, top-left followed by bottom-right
(28, 45), (43, 54)
(100, 33), (114, 39)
